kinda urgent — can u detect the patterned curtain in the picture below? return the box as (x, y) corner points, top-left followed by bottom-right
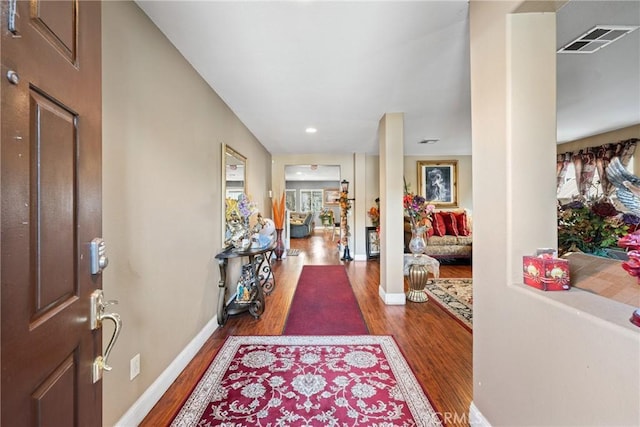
(557, 138), (638, 198)
(556, 152), (572, 191)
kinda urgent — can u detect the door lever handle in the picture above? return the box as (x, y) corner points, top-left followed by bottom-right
(90, 290), (123, 383)
(93, 312), (121, 380)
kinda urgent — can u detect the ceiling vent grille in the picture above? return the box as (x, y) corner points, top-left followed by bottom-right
(558, 25), (639, 54)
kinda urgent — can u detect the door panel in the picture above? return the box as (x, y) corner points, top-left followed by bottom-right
(31, 0), (78, 63)
(1, 1), (102, 426)
(31, 89), (77, 315)
(31, 353), (77, 425)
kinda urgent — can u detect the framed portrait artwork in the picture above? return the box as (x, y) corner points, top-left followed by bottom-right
(324, 188), (340, 206)
(366, 226), (380, 259)
(417, 160), (458, 207)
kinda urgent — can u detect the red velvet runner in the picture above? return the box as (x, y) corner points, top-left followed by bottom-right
(283, 265), (369, 335)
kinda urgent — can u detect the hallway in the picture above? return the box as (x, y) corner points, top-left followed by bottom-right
(141, 230), (473, 426)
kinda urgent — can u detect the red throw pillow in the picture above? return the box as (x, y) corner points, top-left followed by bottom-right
(422, 218), (435, 237)
(455, 211), (471, 236)
(443, 212), (459, 236)
(427, 222), (434, 237)
(432, 212), (446, 236)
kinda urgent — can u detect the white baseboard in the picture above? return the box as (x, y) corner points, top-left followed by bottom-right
(469, 401), (492, 427)
(115, 317), (219, 426)
(354, 254), (367, 261)
(378, 285), (406, 305)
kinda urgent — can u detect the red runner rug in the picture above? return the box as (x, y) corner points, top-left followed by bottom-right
(283, 265), (368, 335)
(171, 335), (443, 426)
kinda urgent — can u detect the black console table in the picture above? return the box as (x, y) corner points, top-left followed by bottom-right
(215, 241), (276, 325)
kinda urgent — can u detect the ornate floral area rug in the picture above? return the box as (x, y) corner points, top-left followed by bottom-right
(170, 335), (443, 427)
(424, 278), (473, 331)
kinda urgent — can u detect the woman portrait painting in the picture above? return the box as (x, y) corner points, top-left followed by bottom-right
(418, 160), (458, 207)
(426, 168), (448, 201)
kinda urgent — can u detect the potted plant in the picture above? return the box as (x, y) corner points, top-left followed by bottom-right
(557, 199), (639, 257)
(318, 208), (334, 226)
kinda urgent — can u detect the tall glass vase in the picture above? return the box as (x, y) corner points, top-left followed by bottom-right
(408, 225), (427, 255)
(274, 228), (285, 260)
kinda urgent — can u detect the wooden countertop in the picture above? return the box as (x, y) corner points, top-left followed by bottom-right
(564, 252), (640, 307)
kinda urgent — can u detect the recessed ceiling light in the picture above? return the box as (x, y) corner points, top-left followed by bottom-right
(419, 139), (439, 144)
(305, 127), (317, 134)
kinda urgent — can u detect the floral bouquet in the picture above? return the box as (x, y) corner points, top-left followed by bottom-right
(225, 193), (257, 249)
(226, 193), (256, 224)
(557, 199), (639, 256)
(617, 228), (640, 327)
(403, 192), (435, 230)
(618, 230), (640, 283)
(368, 198), (380, 227)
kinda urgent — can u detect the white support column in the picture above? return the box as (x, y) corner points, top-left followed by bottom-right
(506, 13), (558, 282)
(378, 113), (405, 304)
(354, 153), (367, 260)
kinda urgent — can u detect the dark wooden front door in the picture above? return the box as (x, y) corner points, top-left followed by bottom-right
(1, 1), (103, 425)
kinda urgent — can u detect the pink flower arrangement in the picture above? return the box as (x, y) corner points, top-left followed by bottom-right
(403, 193), (435, 229)
(618, 230), (640, 282)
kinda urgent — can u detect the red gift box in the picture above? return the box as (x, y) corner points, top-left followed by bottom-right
(522, 256), (570, 291)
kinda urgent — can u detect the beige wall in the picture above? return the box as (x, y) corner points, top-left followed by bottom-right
(470, 2), (639, 426)
(365, 155), (381, 218)
(101, 2), (270, 425)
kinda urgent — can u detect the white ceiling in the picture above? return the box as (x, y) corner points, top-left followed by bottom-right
(284, 164), (341, 182)
(556, 1), (639, 143)
(137, 0), (639, 157)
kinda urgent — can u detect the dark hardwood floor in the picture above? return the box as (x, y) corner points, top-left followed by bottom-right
(140, 229), (473, 426)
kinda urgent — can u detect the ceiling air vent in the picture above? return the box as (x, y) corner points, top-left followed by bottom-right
(558, 25), (639, 54)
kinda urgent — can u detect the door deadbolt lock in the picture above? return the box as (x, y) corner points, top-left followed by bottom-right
(90, 238), (108, 275)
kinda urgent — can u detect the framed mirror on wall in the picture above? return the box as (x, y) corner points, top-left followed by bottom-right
(222, 143), (248, 246)
(223, 145), (247, 199)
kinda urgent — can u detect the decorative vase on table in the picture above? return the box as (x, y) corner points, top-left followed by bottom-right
(409, 225), (427, 255)
(403, 187), (435, 303)
(407, 224), (429, 302)
(274, 228), (285, 260)
(271, 192), (286, 261)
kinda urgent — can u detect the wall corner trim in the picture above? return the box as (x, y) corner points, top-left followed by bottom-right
(469, 401), (492, 427)
(115, 317), (219, 426)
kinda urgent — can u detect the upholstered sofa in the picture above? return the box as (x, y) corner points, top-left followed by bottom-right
(290, 212), (314, 238)
(404, 209), (472, 260)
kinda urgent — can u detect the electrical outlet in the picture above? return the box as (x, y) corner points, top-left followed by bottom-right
(130, 353), (140, 380)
